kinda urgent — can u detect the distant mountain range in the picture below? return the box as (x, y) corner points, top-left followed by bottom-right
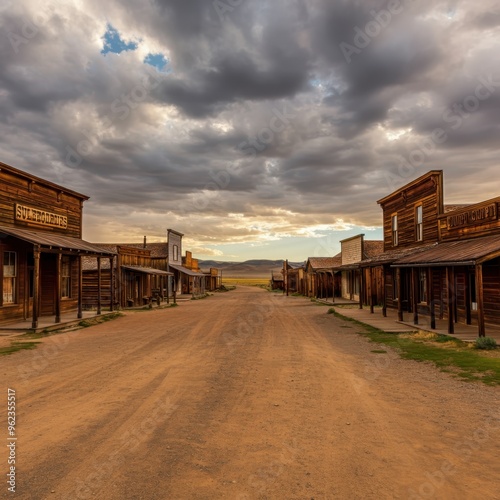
(199, 259), (305, 277)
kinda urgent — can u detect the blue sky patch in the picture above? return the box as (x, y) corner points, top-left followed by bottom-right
(144, 53), (170, 72)
(101, 24), (138, 55)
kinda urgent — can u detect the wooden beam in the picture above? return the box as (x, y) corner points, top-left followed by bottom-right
(429, 267), (436, 329)
(109, 256), (115, 312)
(476, 264), (485, 337)
(446, 267), (455, 335)
(97, 257), (102, 316)
(397, 267), (403, 322)
(369, 267), (374, 314)
(55, 252), (62, 323)
(77, 255), (83, 319)
(359, 270), (363, 309)
(32, 246), (40, 329)
(412, 268), (419, 325)
(381, 266), (387, 317)
(465, 267), (471, 325)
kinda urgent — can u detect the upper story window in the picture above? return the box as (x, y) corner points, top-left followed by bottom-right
(415, 204), (423, 242)
(391, 214), (398, 247)
(3, 251), (17, 304)
(173, 245), (179, 262)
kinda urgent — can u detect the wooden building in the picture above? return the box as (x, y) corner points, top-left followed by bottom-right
(82, 243), (173, 309)
(0, 161), (115, 328)
(304, 256), (342, 299)
(363, 170), (500, 337)
(339, 235), (384, 305)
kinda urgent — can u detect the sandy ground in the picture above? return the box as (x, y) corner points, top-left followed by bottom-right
(1, 286), (499, 500)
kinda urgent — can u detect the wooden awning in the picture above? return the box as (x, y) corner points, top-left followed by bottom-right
(0, 225), (116, 256)
(392, 234), (500, 267)
(121, 266), (173, 276)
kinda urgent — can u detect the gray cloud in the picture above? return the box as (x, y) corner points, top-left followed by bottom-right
(0, 0), (499, 256)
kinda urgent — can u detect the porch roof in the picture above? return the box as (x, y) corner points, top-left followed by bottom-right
(0, 225), (116, 256)
(392, 234), (500, 267)
(121, 266), (173, 276)
(169, 263), (205, 277)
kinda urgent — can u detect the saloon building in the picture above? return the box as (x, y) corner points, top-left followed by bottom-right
(0, 161), (115, 329)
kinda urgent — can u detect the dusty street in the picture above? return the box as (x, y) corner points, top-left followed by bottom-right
(1, 286), (499, 500)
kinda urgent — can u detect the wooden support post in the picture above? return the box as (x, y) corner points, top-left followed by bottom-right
(32, 246), (40, 330)
(286, 260), (289, 297)
(381, 266), (387, 317)
(331, 271), (335, 303)
(369, 267), (374, 314)
(359, 270), (363, 309)
(476, 264), (485, 337)
(397, 267), (403, 322)
(446, 267), (455, 335)
(55, 252), (62, 323)
(78, 255), (83, 319)
(97, 257), (102, 316)
(412, 268), (419, 325)
(109, 256), (115, 312)
(465, 268), (472, 325)
(429, 268), (436, 329)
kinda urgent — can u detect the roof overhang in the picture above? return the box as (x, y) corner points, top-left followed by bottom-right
(0, 225), (116, 256)
(121, 265), (173, 276)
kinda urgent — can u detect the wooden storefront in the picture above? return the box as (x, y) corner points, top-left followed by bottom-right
(0, 161), (114, 328)
(362, 170), (500, 336)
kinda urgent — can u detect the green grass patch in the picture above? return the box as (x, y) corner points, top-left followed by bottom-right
(329, 308), (500, 386)
(0, 341), (40, 356)
(371, 350), (388, 354)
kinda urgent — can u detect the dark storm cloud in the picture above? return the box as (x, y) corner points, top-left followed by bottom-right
(0, 0), (499, 250)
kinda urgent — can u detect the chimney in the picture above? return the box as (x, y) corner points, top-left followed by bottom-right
(143, 236), (147, 248)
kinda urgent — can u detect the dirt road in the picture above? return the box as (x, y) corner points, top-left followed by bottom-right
(1, 287), (499, 499)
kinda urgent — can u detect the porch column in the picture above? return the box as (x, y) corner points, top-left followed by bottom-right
(397, 267), (403, 322)
(412, 268), (419, 325)
(77, 255), (83, 319)
(429, 268), (436, 330)
(97, 257), (102, 316)
(446, 267), (455, 335)
(109, 256), (115, 312)
(381, 266), (387, 317)
(476, 264), (485, 337)
(359, 269), (363, 309)
(331, 271), (335, 303)
(55, 252), (62, 323)
(465, 268), (472, 325)
(32, 245), (40, 329)
(369, 267), (374, 314)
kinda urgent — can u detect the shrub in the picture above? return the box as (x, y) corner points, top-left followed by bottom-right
(474, 337), (498, 350)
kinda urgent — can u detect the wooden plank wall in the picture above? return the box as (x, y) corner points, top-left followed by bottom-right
(0, 167), (83, 238)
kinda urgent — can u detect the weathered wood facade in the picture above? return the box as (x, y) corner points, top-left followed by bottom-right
(0, 161), (114, 328)
(365, 170), (500, 336)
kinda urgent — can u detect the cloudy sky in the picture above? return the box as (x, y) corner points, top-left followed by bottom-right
(1, 0), (499, 261)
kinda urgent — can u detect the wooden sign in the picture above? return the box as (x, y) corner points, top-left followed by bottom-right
(15, 204), (68, 229)
(447, 203), (497, 229)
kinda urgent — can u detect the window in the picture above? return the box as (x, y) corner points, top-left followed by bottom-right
(62, 257), (72, 298)
(415, 205), (423, 241)
(3, 252), (17, 304)
(469, 270), (477, 311)
(419, 269), (427, 303)
(392, 214), (398, 247)
(173, 245), (179, 261)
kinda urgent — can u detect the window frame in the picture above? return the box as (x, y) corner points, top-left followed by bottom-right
(3, 251), (17, 305)
(418, 268), (428, 304)
(415, 204), (423, 242)
(61, 256), (72, 299)
(391, 213), (398, 247)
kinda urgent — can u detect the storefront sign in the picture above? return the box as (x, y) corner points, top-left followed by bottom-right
(447, 203), (497, 229)
(15, 204), (68, 229)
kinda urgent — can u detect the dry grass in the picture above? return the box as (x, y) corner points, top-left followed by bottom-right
(222, 278), (270, 286)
